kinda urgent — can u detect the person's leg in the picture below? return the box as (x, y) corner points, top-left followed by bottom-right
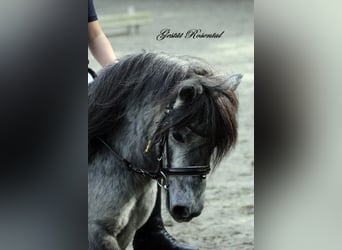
(133, 187), (198, 250)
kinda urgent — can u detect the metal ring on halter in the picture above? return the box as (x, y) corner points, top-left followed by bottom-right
(157, 171), (168, 190)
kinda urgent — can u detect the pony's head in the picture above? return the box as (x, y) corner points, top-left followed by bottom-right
(88, 52), (241, 222)
(154, 72), (241, 222)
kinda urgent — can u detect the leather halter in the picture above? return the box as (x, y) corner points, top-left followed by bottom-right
(96, 105), (211, 189)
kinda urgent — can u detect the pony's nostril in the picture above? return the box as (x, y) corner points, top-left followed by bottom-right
(172, 206), (190, 218)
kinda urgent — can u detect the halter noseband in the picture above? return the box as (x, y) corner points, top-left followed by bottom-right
(97, 104), (211, 189)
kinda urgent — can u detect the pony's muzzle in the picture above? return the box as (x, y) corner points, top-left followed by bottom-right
(171, 205), (191, 222)
(170, 205), (202, 222)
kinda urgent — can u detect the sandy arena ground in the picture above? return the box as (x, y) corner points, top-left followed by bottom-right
(89, 0), (254, 249)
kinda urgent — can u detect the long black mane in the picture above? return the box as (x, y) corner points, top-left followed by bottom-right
(89, 52), (238, 166)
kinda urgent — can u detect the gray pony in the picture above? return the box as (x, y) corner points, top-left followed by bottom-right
(88, 52), (241, 250)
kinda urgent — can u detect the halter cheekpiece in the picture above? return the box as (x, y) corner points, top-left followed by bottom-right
(97, 104), (211, 189)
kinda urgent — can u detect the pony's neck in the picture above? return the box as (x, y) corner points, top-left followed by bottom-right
(107, 104), (164, 172)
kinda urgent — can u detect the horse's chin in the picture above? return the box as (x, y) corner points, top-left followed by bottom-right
(171, 215), (194, 223)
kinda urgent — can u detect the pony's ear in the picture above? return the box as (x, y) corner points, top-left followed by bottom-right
(174, 84), (203, 107)
(225, 74), (243, 91)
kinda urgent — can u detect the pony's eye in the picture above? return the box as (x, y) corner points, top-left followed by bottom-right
(172, 132), (185, 143)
